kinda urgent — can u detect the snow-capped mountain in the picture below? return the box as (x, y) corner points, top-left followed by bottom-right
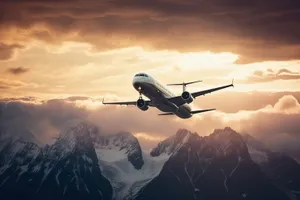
(1, 123), (300, 200)
(95, 131), (144, 170)
(150, 128), (196, 157)
(134, 127), (293, 200)
(0, 121), (168, 200)
(94, 131), (170, 199)
(0, 122), (113, 200)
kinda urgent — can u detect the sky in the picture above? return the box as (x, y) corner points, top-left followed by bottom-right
(0, 0), (300, 151)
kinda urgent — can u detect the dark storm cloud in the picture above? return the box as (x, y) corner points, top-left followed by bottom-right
(244, 68), (300, 83)
(1, 0), (300, 63)
(7, 67), (30, 75)
(0, 99), (89, 144)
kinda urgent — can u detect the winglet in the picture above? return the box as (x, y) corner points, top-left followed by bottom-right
(232, 78), (234, 87)
(102, 97), (105, 104)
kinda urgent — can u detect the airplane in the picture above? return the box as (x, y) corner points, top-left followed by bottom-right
(102, 73), (234, 119)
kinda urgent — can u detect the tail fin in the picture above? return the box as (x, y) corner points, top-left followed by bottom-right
(190, 108), (216, 114)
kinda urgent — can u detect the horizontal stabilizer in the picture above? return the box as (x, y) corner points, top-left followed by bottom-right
(158, 108), (215, 116)
(167, 80), (202, 86)
(158, 112), (174, 116)
(190, 108), (216, 114)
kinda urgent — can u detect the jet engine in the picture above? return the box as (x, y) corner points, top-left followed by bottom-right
(181, 91), (194, 103)
(136, 99), (148, 111)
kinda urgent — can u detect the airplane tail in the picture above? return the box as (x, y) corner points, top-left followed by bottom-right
(167, 80), (202, 86)
(158, 108), (216, 116)
(167, 80), (202, 92)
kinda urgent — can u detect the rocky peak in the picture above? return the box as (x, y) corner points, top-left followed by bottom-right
(135, 127), (294, 200)
(50, 122), (98, 157)
(150, 128), (198, 157)
(207, 127), (250, 159)
(211, 127), (241, 139)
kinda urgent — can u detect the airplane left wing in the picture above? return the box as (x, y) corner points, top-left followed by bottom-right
(168, 81), (234, 106)
(102, 98), (153, 106)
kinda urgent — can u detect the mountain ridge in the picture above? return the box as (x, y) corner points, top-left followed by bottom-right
(1, 122), (300, 200)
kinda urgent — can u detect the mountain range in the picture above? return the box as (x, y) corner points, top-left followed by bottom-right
(0, 122), (299, 200)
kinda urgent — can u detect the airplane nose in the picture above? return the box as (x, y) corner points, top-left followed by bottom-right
(132, 77), (141, 88)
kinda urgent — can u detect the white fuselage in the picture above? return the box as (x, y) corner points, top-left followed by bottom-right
(132, 73), (192, 118)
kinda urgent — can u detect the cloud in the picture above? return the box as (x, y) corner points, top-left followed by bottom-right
(243, 68), (300, 83)
(0, 99), (88, 144)
(1, 93), (300, 154)
(273, 95), (300, 112)
(211, 95), (300, 152)
(0, 79), (26, 89)
(0, 43), (24, 60)
(65, 96), (91, 101)
(1, 0), (300, 63)
(7, 67), (30, 75)
(0, 96), (38, 103)
(194, 91), (300, 113)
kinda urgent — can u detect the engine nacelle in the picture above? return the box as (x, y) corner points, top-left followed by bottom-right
(181, 91), (194, 104)
(136, 99), (149, 111)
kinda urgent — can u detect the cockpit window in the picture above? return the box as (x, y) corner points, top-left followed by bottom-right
(135, 73), (148, 77)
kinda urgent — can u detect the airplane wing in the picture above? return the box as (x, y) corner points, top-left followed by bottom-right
(102, 98), (153, 106)
(168, 81), (234, 106)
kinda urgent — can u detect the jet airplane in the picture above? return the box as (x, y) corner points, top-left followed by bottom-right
(103, 73), (234, 119)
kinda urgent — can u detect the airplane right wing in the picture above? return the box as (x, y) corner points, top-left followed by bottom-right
(102, 98), (153, 106)
(191, 82), (233, 98)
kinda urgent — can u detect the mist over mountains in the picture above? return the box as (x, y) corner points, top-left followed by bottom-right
(1, 120), (300, 200)
(1, 96), (300, 152)
(1, 99), (300, 199)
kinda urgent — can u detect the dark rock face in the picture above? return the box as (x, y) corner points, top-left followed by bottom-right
(243, 134), (300, 200)
(0, 123), (113, 200)
(134, 127), (291, 200)
(266, 153), (300, 199)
